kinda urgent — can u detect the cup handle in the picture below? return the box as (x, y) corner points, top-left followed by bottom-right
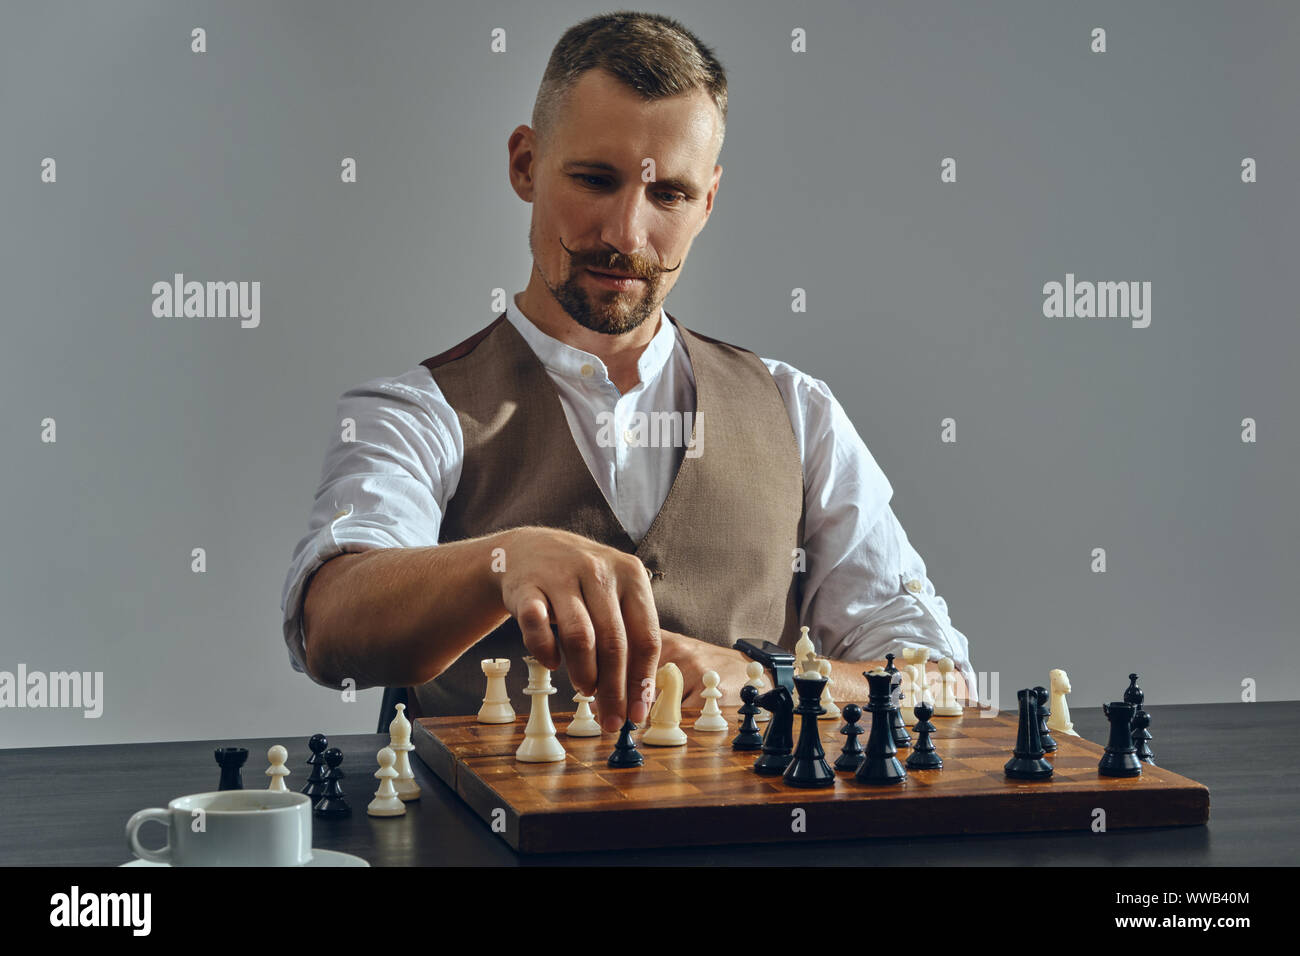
(125, 808), (172, 864)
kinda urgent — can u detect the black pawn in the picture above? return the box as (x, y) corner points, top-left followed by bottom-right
(214, 747), (247, 791)
(1125, 674), (1154, 764)
(834, 703), (866, 772)
(301, 733), (329, 798)
(911, 701), (937, 735)
(1004, 688), (1053, 780)
(607, 719), (644, 767)
(905, 701), (942, 770)
(313, 747), (351, 817)
(783, 674), (836, 788)
(884, 654), (911, 748)
(1034, 686), (1057, 752)
(855, 670), (907, 785)
(1100, 701), (1142, 776)
(1132, 708), (1155, 764)
(731, 684), (764, 751)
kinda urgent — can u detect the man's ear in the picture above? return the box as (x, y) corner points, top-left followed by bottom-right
(508, 125), (537, 202)
(697, 163), (722, 234)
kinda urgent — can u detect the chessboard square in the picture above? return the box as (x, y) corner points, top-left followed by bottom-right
(1049, 757), (1096, 771)
(688, 760), (747, 777)
(1048, 773), (1098, 788)
(676, 759), (747, 779)
(941, 733), (990, 747)
(644, 749), (717, 775)
(595, 764), (678, 784)
(471, 757), (531, 779)
(940, 739), (994, 758)
(909, 767), (982, 786)
(680, 770), (754, 790)
(533, 784), (621, 807)
(962, 756), (1015, 772)
(454, 739), (518, 759)
(690, 777), (755, 798)
(926, 724), (969, 738)
(797, 784), (851, 801)
(592, 768), (696, 799)
(954, 720), (1008, 737)
(507, 776), (612, 806)
(901, 769), (943, 786)
(620, 780), (706, 804)
(690, 765), (779, 795)
(541, 768), (616, 792)
(509, 758), (575, 778)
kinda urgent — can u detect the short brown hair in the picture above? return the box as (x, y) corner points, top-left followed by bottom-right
(531, 11), (728, 159)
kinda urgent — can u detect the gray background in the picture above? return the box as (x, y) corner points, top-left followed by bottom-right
(1, 0), (1295, 748)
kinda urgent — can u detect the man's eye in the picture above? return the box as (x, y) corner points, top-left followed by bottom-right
(571, 175), (685, 205)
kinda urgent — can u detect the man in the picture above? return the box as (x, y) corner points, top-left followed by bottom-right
(281, 12), (975, 734)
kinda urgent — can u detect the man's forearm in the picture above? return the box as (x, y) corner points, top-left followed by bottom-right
(660, 632), (973, 709)
(828, 659), (973, 707)
(301, 532), (511, 689)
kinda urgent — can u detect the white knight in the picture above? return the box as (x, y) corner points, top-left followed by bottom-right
(1048, 668), (1079, 736)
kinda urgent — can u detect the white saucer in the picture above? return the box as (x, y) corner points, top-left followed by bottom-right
(120, 849), (369, 867)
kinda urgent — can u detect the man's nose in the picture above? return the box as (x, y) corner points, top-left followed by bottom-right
(598, 187), (651, 259)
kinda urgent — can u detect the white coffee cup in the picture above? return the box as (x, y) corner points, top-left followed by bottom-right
(126, 790), (313, 866)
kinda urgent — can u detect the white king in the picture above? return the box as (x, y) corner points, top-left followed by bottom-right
(515, 656), (566, 763)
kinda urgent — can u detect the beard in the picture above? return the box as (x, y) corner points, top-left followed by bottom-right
(551, 272), (658, 335)
(530, 225), (662, 335)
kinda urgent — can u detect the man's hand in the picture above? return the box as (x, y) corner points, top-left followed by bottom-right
(659, 628), (753, 710)
(495, 527), (661, 733)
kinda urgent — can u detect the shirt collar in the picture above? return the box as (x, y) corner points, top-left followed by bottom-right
(506, 293), (678, 386)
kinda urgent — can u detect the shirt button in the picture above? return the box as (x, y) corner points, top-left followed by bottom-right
(906, 579), (923, 593)
(623, 429), (636, 444)
(580, 364), (594, 378)
(332, 508), (350, 520)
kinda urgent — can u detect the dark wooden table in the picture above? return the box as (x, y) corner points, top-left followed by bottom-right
(1, 702), (1294, 866)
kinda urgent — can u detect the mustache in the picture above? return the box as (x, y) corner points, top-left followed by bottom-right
(558, 237), (681, 276)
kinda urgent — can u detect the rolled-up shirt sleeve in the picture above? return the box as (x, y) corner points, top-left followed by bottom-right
(762, 358), (977, 698)
(279, 368), (461, 686)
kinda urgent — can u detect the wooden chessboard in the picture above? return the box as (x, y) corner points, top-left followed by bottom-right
(411, 708), (1210, 854)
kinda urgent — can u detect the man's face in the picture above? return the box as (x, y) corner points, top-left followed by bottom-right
(516, 69), (722, 335)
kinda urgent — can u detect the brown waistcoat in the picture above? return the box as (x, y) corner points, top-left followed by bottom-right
(410, 310), (805, 716)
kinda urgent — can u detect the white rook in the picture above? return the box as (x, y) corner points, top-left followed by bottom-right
(478, 658), (515, 724)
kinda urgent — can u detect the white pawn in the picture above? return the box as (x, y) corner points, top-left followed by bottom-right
(816, 659), (840, 720)
(745, 660), (770, 722)
(516, 656), (566, 762)
(793, 626), (815, 676)
(900, 647), (929, 722)
(265, 744), (290, 792)
(566, 692), (601, 737)
(367, 746), (406, 817)
(932, 656), (963, 716)
(694, 670), (729, 732)
(916, 652), (937, 707)
(478, 658), (515, 724)
(388, 702), (421, 801)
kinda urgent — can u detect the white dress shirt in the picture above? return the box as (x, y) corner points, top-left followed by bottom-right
(281, 293), (977, 696)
